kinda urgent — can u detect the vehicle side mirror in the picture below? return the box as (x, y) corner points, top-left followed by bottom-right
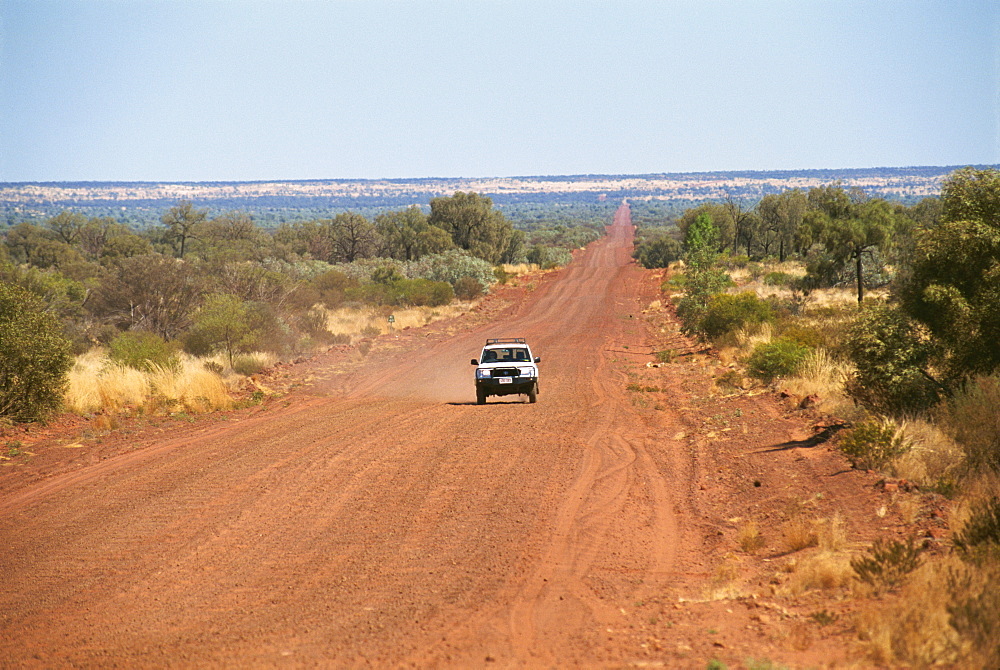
(534, 357), (541, 363)
(471, 359), (479, 366)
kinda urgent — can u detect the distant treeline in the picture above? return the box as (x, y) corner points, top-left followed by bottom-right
(6, 165), (994, 229)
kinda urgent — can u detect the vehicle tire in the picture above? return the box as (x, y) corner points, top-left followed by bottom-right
(527, 383), (537, 403)
(476, 389), (487, 405)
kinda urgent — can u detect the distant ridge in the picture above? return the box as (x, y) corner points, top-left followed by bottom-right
(3, 165), (996, 221)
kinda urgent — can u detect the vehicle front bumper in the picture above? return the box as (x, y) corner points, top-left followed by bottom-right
(475, 376), (536, 396)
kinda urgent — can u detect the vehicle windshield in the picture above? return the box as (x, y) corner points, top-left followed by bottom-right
(481, 347), (530, 363)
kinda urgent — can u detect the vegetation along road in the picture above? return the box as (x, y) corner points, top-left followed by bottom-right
(1, 204), (898, 667)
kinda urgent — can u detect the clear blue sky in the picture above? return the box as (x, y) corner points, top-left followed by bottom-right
(1, 0), (997, 182)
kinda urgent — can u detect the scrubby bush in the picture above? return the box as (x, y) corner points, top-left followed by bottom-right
(942, 374), (1000, 473)
(634, 235), (682, 269)
(231, 354), (269, 377)
(107, 331), (181, 372)
(839, 418), (912, 471)
(843, 303), (941, 415)
(303, 269), (357, 309)
(763, 271), (795, 286)
(777, 323), (827, 349)
(407, 249), (495, 294)
(699, 292), (776, 341)
(345, 278), (453, 307)
(525, 244), (572, 269)
(297, 307), (334, 344)
(851, 537), (923, 593)
(954, 497), (1000, 563)
(189, 293), (261, 366)
(948, 561), (1000, 669)
(0, 281), (74, 421)
(395, 278), (454, 306)
(454, 275), (484, 300)
(746, 337), (810, 382)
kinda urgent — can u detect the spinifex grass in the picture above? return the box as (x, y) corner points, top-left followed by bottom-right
(66, 350), (232, 415)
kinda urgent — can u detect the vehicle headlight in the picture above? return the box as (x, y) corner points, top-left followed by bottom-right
(476, 369), (491, 379)
(519, 367), (535, 377)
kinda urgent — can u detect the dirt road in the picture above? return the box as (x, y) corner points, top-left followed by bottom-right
(1, 205), (893, 667)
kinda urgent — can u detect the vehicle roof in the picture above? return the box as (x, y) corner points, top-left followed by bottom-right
(482, 342), (531, 350)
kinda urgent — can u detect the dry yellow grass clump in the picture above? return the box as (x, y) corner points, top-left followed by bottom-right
(65, 350), (233, 416)
(500, 262), (541, 277)
(854, 557), (965, 667)
(889, 419), (965, 489)
(322, 303), (472, 339)
(737, 520), (766, 554)
(781, 348), (859, 417)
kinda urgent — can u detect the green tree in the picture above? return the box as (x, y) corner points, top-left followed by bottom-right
(3, 222), (52, 265)
(634, 234), (682, 268)
(199, 211), (271, 263)
(677, 213), (732, 337)
(843, 303), (941, 414)
(0, 281), (73, 422)
(332, 212), (378, 262)
(899, 167), (1000, 382)
(90, 255), (203, 339)
(725, 194), (757, 256)
(375, 208), (453, 261)
(161, 200), (207, 258)
(79, 217), (130, 260)
(756, 189), (807, 261)
(45, 211), (89, 245)
(428, 192), (522, 264)
(99, 233), (153, 262)
(677, 203), (734, 252)
(191, 293), (259, 367)
(275, 219), (338, 262)
(941, 166), (1000, 224)
(801, 186), (899, 303)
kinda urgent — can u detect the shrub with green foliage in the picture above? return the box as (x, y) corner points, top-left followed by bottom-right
(0, 281), (73, 422)
(777, 323), (826, 348)
(843, 303), (941, 415)
(107, 331), (180, 372)
(345, 278), (453, 307)
(898, 167), (1000, 383)
(406, 249), (495, 295)
(453, 276), (484, 300)
(746, 337), (809, 382)
(676, 213), (735, 338)
(189, 293), (261, 366)
(839, 419), (911, 471)
(633, 235), (682, 269)
(763, 271), (795, 287)
(525, 244), (572, 269)
(699, 292), (775, 341)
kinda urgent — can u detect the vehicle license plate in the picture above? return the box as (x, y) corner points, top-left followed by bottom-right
(498, 377), (513, 384)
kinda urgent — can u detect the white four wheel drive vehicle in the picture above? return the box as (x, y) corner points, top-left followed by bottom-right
(471, 338), (541, 405)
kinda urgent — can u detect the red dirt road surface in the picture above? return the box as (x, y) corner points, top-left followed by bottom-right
(2, 205), (904, 667)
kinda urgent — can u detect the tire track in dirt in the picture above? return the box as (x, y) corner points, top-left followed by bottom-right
(402, 206), (691, 667)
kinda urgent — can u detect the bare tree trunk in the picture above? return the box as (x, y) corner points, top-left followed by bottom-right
(856, 252), (864, 304)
